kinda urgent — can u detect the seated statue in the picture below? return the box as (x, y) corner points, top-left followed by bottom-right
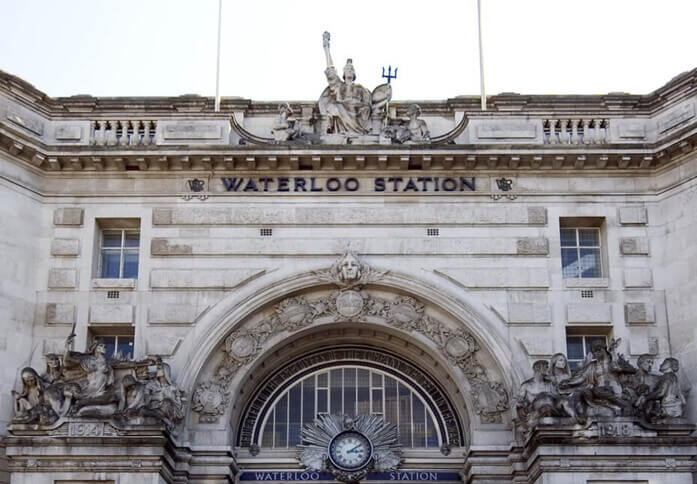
(384, 104), (431, 144)
(318, 32), (389, 138)
(271, 103), (300, 142)
(559, 340), (635, 421)
(516, 360), (570, 431)
(63, 335), (118, 417)
(12, 367), (53, 424)
(635, 357), (686, 421)
(145, 359), (185, 431)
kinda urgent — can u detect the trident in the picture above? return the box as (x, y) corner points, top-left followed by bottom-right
(381, 65), (398, 84)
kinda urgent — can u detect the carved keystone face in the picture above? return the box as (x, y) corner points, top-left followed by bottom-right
(339, 254), (361, 281)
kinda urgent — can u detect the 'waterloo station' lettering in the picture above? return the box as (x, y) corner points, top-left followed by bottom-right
(240, 471), (459, 482)
(221, 177), (475, 193)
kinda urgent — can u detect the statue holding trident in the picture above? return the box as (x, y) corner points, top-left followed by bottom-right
(319, 32), (389, 138)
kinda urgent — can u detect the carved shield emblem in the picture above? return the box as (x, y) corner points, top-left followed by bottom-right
(389, 303), (419, 324)
(228, 335), (257, 360)
(444, 335), (475, 359)
(335, 290), (364, 317)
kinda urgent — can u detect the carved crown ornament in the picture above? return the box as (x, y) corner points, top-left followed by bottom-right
(191, 252), (509, 426)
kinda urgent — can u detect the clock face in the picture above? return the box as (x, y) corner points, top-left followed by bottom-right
(328, 430), (373, 471)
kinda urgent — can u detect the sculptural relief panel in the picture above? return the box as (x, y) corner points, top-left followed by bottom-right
(190, 252), (510, 426)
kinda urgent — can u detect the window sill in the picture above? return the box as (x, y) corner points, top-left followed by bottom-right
(564, 278), (609, 288)
(92, 278), (137, 290)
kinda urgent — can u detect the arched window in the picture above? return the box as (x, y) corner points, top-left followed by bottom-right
(260, 366), (440, 449)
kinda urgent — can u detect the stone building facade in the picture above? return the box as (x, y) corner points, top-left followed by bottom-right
(1, 55), (696, 483)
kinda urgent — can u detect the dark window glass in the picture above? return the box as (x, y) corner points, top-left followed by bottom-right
(116, 336), (134, 359)
(288, 384), (302, 446)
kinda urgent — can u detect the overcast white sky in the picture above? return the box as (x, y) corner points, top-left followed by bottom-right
(1, 0), (696, 101)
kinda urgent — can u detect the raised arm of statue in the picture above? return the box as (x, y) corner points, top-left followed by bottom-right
(323, 31), (334, 69)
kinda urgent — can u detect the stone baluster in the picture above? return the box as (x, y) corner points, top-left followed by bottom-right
(582, 119), (593, 144)
(118, 121), (129, 146)
(595, 119), (602, 145)
(142, 121), (151, 146)
(105, 121), (118, 146)
(548, 119), (558, 144)
(570, 119), (580, 144)
(560, 119), (569, 144)
(93, 121), (106, 146)
(131, 120), (141, 146)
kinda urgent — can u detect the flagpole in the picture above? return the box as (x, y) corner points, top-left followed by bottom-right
(214, 0), (223, 112)
(477, 0), (486, 111)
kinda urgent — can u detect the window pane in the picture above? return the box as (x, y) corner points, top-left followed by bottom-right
(102, 232), (122, 247)
(585, 336), (607, 355)
(560, 228), (577, 246)
(398, 383), (412, 447)
(274, 394), (287, 447)
(372, 389), (383, 413)
(261, 410), (274, 447)
(288, 384), (302, 446)
(317, 389), (328, 415)
(579, 248), (601, 277)
(100, 336), (116, 358)
(566, 336), (584, 360)
(561, 248), (579, 278)
(123, 251), (139, 278)
(578, 229), (599, 247)
(116, 336), (134, 359)
(330, 369), (342, 414)
(302, 378), (315, 424)
(412, 396), (426, 447)
(101, 250), (121, 278)
(357, 369), (370, 414)
(384, 376), (398, 428)
(124, 232), (140, 247)
(317, 372), (328, 388)
(343, 368), (356, 416)
(425, 413), (438, 447)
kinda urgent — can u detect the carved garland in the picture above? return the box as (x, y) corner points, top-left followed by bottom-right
(191, 253), (509, 427)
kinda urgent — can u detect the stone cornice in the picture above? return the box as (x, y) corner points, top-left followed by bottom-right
(2, 68), (696, 116)
(2, 68), (697, 173)
(2, 120), (695, 173)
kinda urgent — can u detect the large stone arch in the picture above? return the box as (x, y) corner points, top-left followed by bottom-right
(172, 254), (525, 447)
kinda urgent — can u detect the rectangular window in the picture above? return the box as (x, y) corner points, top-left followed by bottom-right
(100, 229), (139, 278)
(560, 226), (602, 278)
(98, 335), (134, 360)
(566, 334), (607, 371)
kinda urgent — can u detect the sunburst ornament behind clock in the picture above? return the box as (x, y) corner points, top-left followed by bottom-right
(298, 414), (402, 483)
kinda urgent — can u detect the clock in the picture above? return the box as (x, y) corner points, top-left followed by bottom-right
(328, 430), (373, 471)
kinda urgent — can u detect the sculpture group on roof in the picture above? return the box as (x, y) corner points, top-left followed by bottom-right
(515, 339), (688, 435)
(11, 333), (185, 431)
(269, 32), (431, 146)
